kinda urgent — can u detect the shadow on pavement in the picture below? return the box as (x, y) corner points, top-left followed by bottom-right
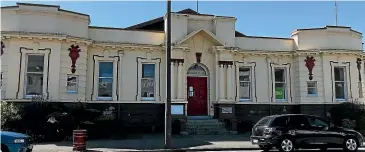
(40, 133), (252, 150)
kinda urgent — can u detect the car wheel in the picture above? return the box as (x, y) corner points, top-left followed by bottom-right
(259, 145), (272, 152)
(277, 138), (295, 152)
(343, 136), (359, 152)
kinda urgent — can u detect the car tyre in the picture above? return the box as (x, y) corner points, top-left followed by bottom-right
(277, 138), (295, 152)
(259, 145), (272, 152)
(343, 136), (359, 152)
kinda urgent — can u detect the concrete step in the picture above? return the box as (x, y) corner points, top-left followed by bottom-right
(186, 124), (226, 128)
(186, 119), (221, 124)
(185, 118), (232, 135)
(186, 129), (231, 135)
(187, 116), (213, 120)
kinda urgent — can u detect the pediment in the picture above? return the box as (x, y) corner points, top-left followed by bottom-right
(176, 28), (225, 46)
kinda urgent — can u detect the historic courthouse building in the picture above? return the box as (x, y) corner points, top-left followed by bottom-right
(1, 3), (364, 133)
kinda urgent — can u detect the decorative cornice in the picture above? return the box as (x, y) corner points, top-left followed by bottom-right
(2, 31), (363, 56)
(1, 31), (92, 45)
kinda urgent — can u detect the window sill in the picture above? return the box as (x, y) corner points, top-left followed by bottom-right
(239, 99), (251, 102)
(335, 99), (346, 102)
(97, 97), (113, 101)
(275, 99), (288, 102)
(142, 97), (155, 101)
(307, 94), (318, 97)
(67, 91), (78, 94)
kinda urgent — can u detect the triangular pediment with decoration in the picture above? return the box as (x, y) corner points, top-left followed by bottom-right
(176, 28), (225, 46)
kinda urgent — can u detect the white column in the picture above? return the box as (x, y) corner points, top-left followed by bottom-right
(118, 51), (124, 101)
(219, 64), (225, 100)
(227, 64), (233, 100)
(171, 61), (176, 99)
(177, 62), (184, 100)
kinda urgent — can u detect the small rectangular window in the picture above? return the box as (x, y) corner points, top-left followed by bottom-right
(307, 81), (317, 95)
(67, 75), (78, 93)
(221, 107), (233, 114)
(171, 105), (184, 115)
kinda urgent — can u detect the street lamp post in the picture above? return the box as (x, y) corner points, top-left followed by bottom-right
(165, 0), (172, 149)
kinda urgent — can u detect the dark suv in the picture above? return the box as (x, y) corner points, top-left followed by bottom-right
(250, 114), (364, 152)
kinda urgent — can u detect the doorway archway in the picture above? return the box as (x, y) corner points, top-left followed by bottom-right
(187, 63), (209, 116)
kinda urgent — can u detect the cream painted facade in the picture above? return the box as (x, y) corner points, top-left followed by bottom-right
(1, 3), (365, 116)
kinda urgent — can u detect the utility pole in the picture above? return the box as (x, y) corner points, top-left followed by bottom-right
(335, 0), (338, 26)
(165, 0), (172, 149)
(196, 0), (199, 13)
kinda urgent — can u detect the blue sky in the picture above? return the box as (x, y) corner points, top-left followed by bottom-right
(1, 1), (364, 42)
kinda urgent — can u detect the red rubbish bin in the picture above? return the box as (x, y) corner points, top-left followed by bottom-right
(73, 129), (87, 152)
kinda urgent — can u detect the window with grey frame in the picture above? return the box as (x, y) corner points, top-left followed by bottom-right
(141, 64), (155, 101)
(334, 67), (346, 100)
(98, 62), (113, 100)
(307, 81), (317, 95)
(274, 68), (286, 101)
(239, 67), (251, 101)
(67, 75), (78, 93)
(25, 54), (44, 97)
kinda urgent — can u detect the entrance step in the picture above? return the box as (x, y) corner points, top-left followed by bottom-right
(187, 116), (213, 120)
(185, 117), (233, 135)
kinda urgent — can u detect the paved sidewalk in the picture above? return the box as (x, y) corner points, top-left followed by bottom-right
(33, 134), (258, 152)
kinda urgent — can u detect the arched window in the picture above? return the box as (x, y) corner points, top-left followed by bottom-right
(187, 64), (207, 76)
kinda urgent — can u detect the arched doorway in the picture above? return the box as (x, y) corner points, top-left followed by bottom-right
(187, 63), (209, 116)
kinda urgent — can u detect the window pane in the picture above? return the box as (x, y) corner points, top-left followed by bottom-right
(271, 116), (288, 127)
(275, 83), (286, 100)
(27, 55), (44, 72)
(256, 117), (273, 126)
(289, 115), (310, 128)
(142, 64), (155, 78)
(141, 78), (155, 98)
(308, 117), (329, 127)
(274, 68), (285, 82)
(334, 67), (345, 81)
(187, 64), (206, 76)
(335, 82), (345, 99)
(308, 88), (317, 95)
(307, 81), (316, 88)
(98, 78), (113, 97)
(307, 81), (317, 95)
(239, 67), (250, 81)
(239, 82), (250, 99)
(67, 75), (78, 92)
(99, 62), (113, 77)
(26, 73), (43, 95)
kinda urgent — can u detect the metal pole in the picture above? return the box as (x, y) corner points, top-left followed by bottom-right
(196, 0), (199, 13)
(335, 0), (338, 26)
(165, 0), (172, 149)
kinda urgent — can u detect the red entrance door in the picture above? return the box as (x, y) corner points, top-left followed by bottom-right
(187, 77), (208, 116)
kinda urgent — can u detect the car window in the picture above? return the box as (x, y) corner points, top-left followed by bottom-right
(270, 116), (288, 127)
(289, 115), (310, 128)
(307, 117), (329, 127)
(256, 116), (273, 126)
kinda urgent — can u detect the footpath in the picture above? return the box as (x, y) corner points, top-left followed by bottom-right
(33, 133), (258, 152)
